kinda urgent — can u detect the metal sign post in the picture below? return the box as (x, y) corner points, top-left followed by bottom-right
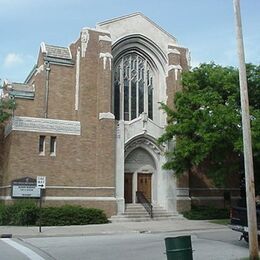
(37, 176), (46, 233)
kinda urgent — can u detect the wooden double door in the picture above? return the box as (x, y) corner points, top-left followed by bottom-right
(124, 173), (152, 203)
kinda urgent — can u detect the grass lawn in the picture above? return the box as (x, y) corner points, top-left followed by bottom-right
(209, 219), (230, 225)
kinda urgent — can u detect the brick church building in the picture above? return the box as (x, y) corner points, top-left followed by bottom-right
(0, 13), (239, 217)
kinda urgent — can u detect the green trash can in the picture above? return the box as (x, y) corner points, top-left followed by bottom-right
(165, 235), (193, 260)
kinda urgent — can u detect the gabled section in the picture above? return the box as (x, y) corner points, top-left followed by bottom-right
(97, 12), (178, 54)
(3, 81), (35, 100)
(40, 42), (74, 66)
(98, 12), (177, 42)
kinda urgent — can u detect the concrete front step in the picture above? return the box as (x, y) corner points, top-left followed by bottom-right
(110, 215), (183, 222)
(110, 204), (183, 222)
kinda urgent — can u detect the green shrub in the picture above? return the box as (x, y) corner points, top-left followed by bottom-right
(0, 202), (108, 226)
(0, 203), (7, 225)
(38, 205), (108, 226)
(183, 205), (229, 220)
(0, 199), (39, 225)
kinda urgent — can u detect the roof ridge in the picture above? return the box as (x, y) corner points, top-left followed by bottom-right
(44, 43), (70, 49)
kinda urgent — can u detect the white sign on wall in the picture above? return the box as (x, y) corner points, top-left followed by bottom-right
(37, 176), (46, 189)
(12, 185), (41, 198)
(11, 177), (41, 198)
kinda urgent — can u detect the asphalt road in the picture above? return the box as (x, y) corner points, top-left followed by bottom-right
(0, 229), (251, 260)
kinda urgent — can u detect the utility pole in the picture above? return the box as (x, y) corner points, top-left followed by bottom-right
(233, 0), (259, 258)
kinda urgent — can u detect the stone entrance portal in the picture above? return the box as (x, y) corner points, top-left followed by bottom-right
(124, 147), (155, 203)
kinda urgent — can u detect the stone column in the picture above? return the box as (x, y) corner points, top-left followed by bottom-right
(115, 120), (125, 214)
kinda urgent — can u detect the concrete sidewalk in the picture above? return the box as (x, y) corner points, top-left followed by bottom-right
(0, 219), (227, 238)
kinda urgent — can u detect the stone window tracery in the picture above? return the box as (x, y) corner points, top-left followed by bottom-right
(113, 53), (154, 121)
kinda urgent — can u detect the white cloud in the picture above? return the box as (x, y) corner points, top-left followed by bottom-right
(3, 53), (24, 68)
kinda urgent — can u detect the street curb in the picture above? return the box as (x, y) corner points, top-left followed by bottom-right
(1, 226), (229, 239)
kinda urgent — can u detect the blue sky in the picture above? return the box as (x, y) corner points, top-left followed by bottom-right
(0, 0), (259, 83)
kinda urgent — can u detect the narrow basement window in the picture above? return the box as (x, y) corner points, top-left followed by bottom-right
(50, 136), (57, 156)
(39, 135), (45, 155)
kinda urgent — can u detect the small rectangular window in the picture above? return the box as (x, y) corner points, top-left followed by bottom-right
(50, 136), (56, 156)
(39, 135), (45, 155)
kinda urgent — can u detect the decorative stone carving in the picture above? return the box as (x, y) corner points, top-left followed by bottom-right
(99, 52), (113, 70)
(81, 28), (89, 58)
(125, 137), (162, 155)
(5, 116), (81, 136)
(141, 112), (148, 133)
(186, 49), (191, 67)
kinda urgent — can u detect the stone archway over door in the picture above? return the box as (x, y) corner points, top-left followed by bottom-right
(124, 147), (156, 203)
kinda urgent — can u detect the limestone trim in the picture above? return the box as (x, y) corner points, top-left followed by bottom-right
(168, 43), (182, 49)
(35, 64), (44, 76)
(75, 47), (80, 111)
(167, 64), (182, 80)
(83, 27), (110, 34)
(190, 188), (240, 191)
(0, 196), (116, 201)
(167, 64), (182, 71)
(5, 116), (81, 137)
(186, 49), (191, 67)
(99, 35), (112, 42)
(176, 197), (191, 201)
(0, 196), (12, 200)
(97, 12), (177, 43)
(125, 136), (162, 156)
(81, 28), (89, 58)
(99, 52), (113, 70)
(0, 185), (115, 190)
(47, 186), (115, 190)
(40, 42), (47, 54)
(112, 34), (167, 72)
(176, 188), (189, 197)
(191, 196), (241, 200)
(99, 112), (115, 120)
(0, 185), (11, 189)
(168, 48), (180, 55)
(44, 196), (116, 201)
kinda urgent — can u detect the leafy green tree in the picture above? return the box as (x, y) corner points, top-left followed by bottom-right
(159, 63), (260, 188)
(0, 97), (15, 123)
(0, 81), (15, 124)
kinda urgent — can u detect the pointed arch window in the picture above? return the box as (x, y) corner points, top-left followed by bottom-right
(113, 53), (154, 121)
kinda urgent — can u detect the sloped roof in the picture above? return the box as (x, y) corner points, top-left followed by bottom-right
(41, 42), (72, 60)
(3, 82), (35, 99)
(5, 82), (34, 92)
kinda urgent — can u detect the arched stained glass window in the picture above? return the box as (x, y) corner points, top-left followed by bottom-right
(113, 53), (154, 121)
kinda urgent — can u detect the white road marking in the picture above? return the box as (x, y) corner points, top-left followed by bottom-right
(1, 238), (45, 260)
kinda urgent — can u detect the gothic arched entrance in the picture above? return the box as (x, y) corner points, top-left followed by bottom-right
(124, 147), (156, 203)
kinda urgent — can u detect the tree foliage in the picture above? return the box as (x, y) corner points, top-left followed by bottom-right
(159, 63), (260, 187)
(0, 96), (15, 124)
